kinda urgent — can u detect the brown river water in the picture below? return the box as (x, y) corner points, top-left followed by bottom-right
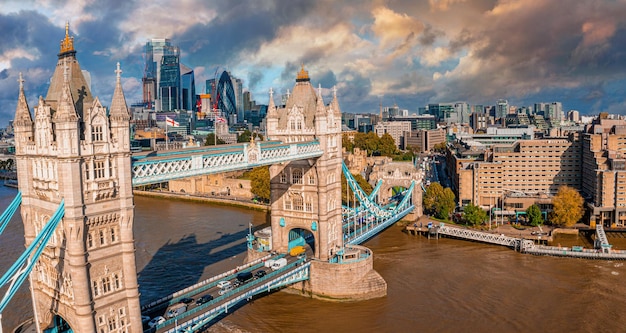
(1, 187), (625, 332)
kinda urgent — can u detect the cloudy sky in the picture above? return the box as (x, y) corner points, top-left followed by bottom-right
(1, 0), (626, 127)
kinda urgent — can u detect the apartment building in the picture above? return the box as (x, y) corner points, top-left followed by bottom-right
(447, 135), (582, 211)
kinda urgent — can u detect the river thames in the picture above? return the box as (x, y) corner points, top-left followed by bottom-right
(1, 186), (626, 332)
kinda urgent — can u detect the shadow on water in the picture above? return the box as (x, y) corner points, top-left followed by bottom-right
(137, 228), (250, 302)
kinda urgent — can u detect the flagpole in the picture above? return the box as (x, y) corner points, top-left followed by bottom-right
(165, 117), (169, 150)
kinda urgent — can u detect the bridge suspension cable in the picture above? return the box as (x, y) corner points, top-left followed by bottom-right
(342, 162), (392, 219)
(0, 192), (21, 236)
(0, 199), (65, 315)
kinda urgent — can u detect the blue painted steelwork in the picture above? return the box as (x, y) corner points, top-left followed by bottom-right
(0, 191), (21, 236)
(131, 140), (323, 186)
(368, 179), (383, 201)
(155, 258), (310, 333)
(0, 199), (65, 314)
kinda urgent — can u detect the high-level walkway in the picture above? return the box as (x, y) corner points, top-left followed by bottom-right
(131, 140), (323, 186)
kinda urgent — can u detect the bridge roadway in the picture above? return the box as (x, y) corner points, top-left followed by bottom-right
(131, 140), (323, 186)
(143, 205), (415, 332)
(144, 252), (309, 332)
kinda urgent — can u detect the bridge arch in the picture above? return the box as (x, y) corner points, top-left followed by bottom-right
(288, 227), (315, 253)
(43, 314), (74, 333)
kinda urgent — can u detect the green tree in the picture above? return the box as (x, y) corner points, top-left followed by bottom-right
(379, 133), (397, 156)
(550, 186), (584, 227)
(462, 203), (487, 226)
(236, 130), (262, 143)
(342, 133), (354, 152)
(248, 166), (270, 203)
(204, 133), (226, 146)
(238, 129), (253, 143)
(526, 204), (543, 226)
(341, 172), (373, 206)
(432, 142), (447, 153)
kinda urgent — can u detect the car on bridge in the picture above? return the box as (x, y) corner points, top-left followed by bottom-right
(166, 303), (187, 318)
(289, 246), (305, 256)
(179, 297), (194, 304)
(236, 271), (254, 284)
(254, 269), (266, 279)
(196, 294), (214, 305)
(217, 280), (231, 289)
(148, 316), (165, 328)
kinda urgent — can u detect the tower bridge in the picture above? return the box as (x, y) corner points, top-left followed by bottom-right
(1, 26), (418, 333)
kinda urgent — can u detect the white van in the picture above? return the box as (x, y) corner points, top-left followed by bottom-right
(218, 284), (233, 295)
(166, 303), (187, 318)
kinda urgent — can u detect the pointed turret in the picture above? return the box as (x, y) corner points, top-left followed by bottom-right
(267, 87), (277, 118)
(331, 85), (341, 115)
(14, 73), (33, 126)
(315, 83), (325, 116)
(53, 59), (79, 122)
(110, 62), (130, 121)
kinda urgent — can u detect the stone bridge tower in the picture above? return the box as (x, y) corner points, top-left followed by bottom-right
(266, 66), (343, 261)
(13, 24), (142, 332)
(368, 160), (423, 219)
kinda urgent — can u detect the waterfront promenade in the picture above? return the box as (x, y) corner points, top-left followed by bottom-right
(406, 217), (626, 260)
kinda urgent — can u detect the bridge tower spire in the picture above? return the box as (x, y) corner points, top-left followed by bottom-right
(14, 28), (142, 333)
(266, 65), (343, 261)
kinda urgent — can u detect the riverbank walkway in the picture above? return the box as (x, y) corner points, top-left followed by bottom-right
(407, 222), (626, 260)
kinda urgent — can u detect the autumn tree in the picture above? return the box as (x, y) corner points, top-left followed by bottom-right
(423, 182), (444, 214)
(436, 187), (456, 220)
(462, 203), (487, 226)
(526, 204), (543, 226)
(247, 166), (270, 203)
(550, 186), (584, 227)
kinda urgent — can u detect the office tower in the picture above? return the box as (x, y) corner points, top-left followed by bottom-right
(496, 99), (509, 119)
(180, 64), (196, 111)
(159, 54), (180, 111)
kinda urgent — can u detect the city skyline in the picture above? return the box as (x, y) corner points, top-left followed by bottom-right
(1, 0), (626, 127)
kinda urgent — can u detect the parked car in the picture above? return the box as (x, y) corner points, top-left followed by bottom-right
(148, 316), (165, 328)
(196, 294), (214, 305)
(254, 269), (266, 279)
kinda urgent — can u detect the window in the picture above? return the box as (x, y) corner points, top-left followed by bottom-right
(99, 230), (105, 245)
(94, 160), (105, 179)
(103, 277), (111, 293)
(114, 274), (121, 289)
(118, 307), (125, 317)
(284, 198), (291, 210)
(93, 280), (99, 297)
(108, 318), (117, 331)
(293, 196), (304, 211)
(280, 172), (287, 183)
(92, 125), (103, 142)
(292, 169), (303, 184)
(87, 233), (93, 248)
(110, 228), (116, 243)
(308, 174), (315, 185)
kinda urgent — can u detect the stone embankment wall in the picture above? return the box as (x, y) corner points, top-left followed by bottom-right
(133, 190), (269, 212)
(306, 249), (387, 301)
